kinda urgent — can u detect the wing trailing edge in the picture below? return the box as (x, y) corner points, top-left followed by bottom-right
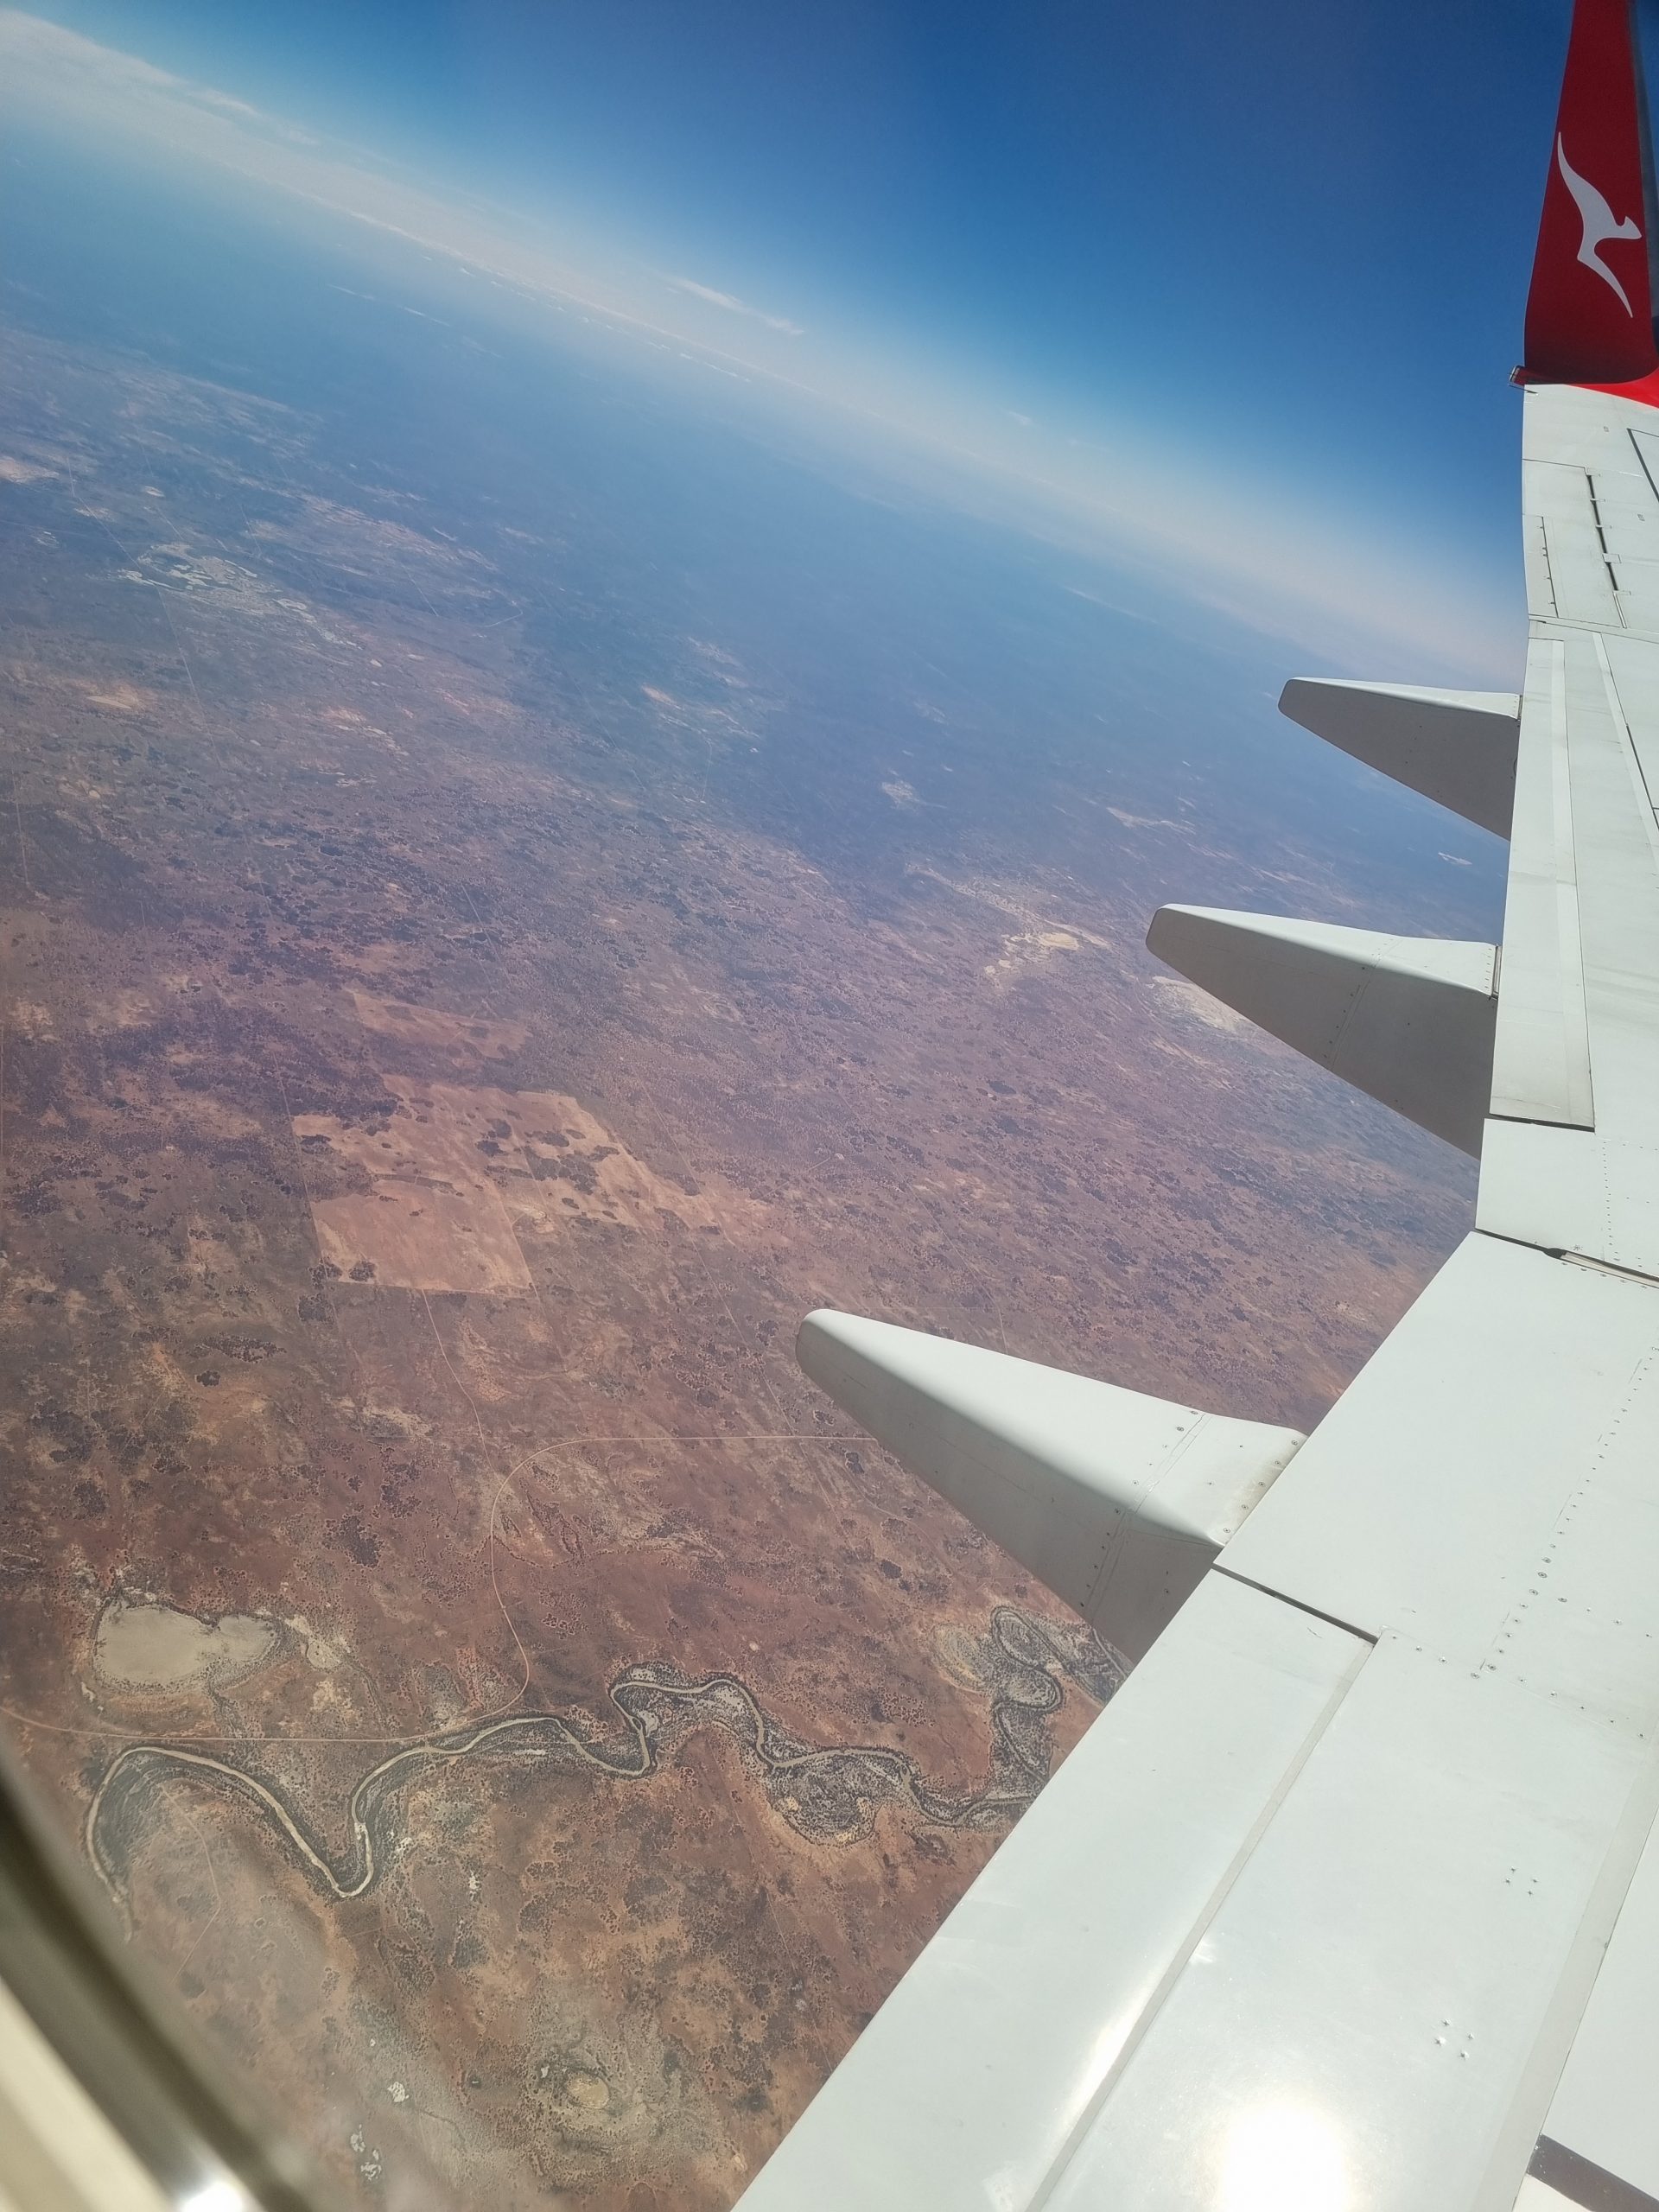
(797, 1311), (1302, 1662)
(1279, 677), (1520, 838)
(1146, 906), (1498, 1154)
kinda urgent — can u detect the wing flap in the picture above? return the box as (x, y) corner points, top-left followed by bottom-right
(1039, 1632), (1647, 2212)
(1223, 1234), (1659, 1701)
(1477, 1116), (1659, 1275)
(1529, 459), (1623, 624)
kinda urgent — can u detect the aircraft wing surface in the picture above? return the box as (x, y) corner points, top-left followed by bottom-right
(740, 6), (1659, 2209)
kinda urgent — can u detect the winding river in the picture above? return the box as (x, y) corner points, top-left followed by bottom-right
(86, 1606), (1119, 1904)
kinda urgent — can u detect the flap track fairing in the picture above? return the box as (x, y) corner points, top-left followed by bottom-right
(1147, 906), (1498, 1155)
(1279, 678), (1520, 839)
(797, 1311), (1303, 1664)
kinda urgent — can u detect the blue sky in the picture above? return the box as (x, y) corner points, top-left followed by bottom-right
(0, 0), (1634, 677)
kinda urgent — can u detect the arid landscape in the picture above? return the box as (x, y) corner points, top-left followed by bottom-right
(0, 228), (1496, 2210)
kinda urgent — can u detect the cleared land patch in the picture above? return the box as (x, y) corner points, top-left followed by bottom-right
(295, 1087), (534, 1294)
(346, 989), (528, 1066)
(294, 1079), (756, 1293)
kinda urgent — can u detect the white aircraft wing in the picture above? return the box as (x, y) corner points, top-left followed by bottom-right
(739, 5), (1659, 2209)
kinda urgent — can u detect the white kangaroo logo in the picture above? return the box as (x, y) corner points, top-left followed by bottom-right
(1558, 136), (1642, 313)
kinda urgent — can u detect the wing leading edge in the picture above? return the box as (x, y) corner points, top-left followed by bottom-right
(739, 3), (1659, 2208)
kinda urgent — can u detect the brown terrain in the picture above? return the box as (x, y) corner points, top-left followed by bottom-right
(0, 310), (1485, 2208)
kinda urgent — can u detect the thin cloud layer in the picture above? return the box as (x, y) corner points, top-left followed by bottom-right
(0, 9), (1518, 681)
(667, 277), (804, 335)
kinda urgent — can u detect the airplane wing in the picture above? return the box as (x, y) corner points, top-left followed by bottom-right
(738, 5), (1659, 2208)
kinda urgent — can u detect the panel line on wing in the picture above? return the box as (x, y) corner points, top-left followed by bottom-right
(1548, 632), (1592, 1121)
(1489, 1751), (1659, 2212)
(1561, 1247), (1659, 1289)
(1597, 629), (1659, 833)
(1528, 2138), (1659, 2212)
(1491, 631), (1596, 1128)
(1550, 626), (1659, 1144)
(1209, 1564), (1380, 1646)
(1628, 424), (1659, 509)
(1527, 511), (1560, 619)
(1541, 494), (1622, 627)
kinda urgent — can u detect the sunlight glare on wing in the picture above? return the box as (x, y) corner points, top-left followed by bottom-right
(175, 2180), (253, 2212)
(1216, 2101), (1351, 2212)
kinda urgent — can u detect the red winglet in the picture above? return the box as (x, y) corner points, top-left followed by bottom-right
(1523, 0), (1659, 386)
